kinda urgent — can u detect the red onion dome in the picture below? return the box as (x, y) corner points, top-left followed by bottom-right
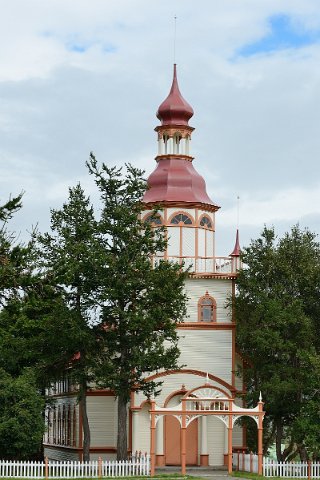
(156, 64), (194, 126)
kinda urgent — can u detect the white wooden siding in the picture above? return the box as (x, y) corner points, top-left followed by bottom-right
(167, 227), (179, 256)
(182, 227), (195, 256)
(207, 416), (225, 466)
(177, 330), (232, 384)
(44, 447), (79, 462)
(198, 229), (205, 256)
(207, 231), (214, 257)
(134, 404), (150, 453)
(87, 396), (117, 446)
(136, 370), (232, 407)
(184, 278), (232, 323)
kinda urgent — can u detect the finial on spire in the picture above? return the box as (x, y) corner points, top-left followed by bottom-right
(173, 15), (177, 64)
(206, 372), (209, 384)
(237, 195), (240, 229)
(259, 391), (263, 402)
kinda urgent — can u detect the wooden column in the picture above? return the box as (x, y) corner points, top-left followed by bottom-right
(200, 415), (209, 466)
(258, 396), (264, 475)
(132, 410), (139, 455)
(228, 401), (233, 474)
(150, 400), (156, 477)
(181, 398), (187, 475)
(156, 415), (165, 466)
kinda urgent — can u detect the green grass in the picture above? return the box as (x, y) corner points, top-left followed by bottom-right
(0, 476), (199, 480)
(231, 472), (306, 480)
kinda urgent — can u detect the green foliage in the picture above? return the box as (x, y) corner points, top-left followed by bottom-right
(236, 226), (320, 460)
(0, 368), (44, 460)
(85, 156), (188, 398)
(0, 196), (47, 459)
(33, 156), (187, 460)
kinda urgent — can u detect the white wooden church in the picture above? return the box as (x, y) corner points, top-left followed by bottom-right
(44, 65), (264, 472)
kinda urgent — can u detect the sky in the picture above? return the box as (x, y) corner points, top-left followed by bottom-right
(1, 0), (320, 256)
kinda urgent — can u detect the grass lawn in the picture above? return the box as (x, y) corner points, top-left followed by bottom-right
(231, 471), (306, 480)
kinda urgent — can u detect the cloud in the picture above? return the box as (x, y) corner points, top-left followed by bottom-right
(1, 0), (320, 255)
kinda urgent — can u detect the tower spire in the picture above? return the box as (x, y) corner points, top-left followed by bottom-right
(230, 229), (241, 257)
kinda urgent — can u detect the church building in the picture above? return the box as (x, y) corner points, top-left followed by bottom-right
(44, 65), (255, 469)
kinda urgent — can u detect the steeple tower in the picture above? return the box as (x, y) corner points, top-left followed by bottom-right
(142, 65), (222, 273)
(143, 65), (238, 275)
(143, 64), (218, 209)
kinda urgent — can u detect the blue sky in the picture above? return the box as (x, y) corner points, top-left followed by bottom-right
(238, 13), (320, 57)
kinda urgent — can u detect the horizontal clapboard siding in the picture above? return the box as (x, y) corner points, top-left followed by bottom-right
(44, 446), (79, 462)
(87, 396), (117, 446)
(135, 404), (151, 453)
(208, 416), (225, 466)
(178, 330), (232, 384)
(184, 278), (232, 323)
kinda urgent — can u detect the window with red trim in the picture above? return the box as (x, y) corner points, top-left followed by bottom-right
(198, 293), (216, 322)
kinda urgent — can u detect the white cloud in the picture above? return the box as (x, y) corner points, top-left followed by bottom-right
(1, 0), (320, 253)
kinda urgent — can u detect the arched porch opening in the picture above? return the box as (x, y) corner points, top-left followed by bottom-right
(164, 392), (198, 466)
(149, 385), (265, 477)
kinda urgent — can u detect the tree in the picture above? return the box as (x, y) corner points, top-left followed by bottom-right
(236, 226), (320, 461)
(0, 368), (44, 460)
(86, 155), (188, 460)
(37, 184), (103, 461)
(0, 195), (46, 459)
(0, 193), (34, 306)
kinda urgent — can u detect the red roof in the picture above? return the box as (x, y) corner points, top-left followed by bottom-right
(143, 157), (217, 206)
(230, 229), (241, 256)
(156, 64), (194, 126)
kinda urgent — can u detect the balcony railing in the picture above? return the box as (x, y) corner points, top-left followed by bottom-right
(153, 255), (241, 274)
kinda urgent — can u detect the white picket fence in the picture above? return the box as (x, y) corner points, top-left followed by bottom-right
(233, 452), (259, 473)
(233, 453), (320, 478)
(0, 456), (150, 478)
(263, 457), (320, 478)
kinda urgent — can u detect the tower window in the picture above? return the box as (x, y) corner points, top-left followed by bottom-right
(144, 213), (163, 225)
(198, 293), (216, 322)
(200, 216), (213, 229)
(170, 213), (192, 225)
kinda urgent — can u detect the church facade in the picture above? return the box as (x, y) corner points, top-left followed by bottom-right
(43, 65), (247, 467)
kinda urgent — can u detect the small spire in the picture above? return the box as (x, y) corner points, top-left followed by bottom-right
(205, 372), (210, 384)
(230, 229), (241, 257)
(259, 391), (263, 402)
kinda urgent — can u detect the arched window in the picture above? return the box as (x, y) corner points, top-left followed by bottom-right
(170, 213), (193, 225)
(200, 215), (213, 229)
(144, 213), (163, 225)
(198, 292), (216, 322)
